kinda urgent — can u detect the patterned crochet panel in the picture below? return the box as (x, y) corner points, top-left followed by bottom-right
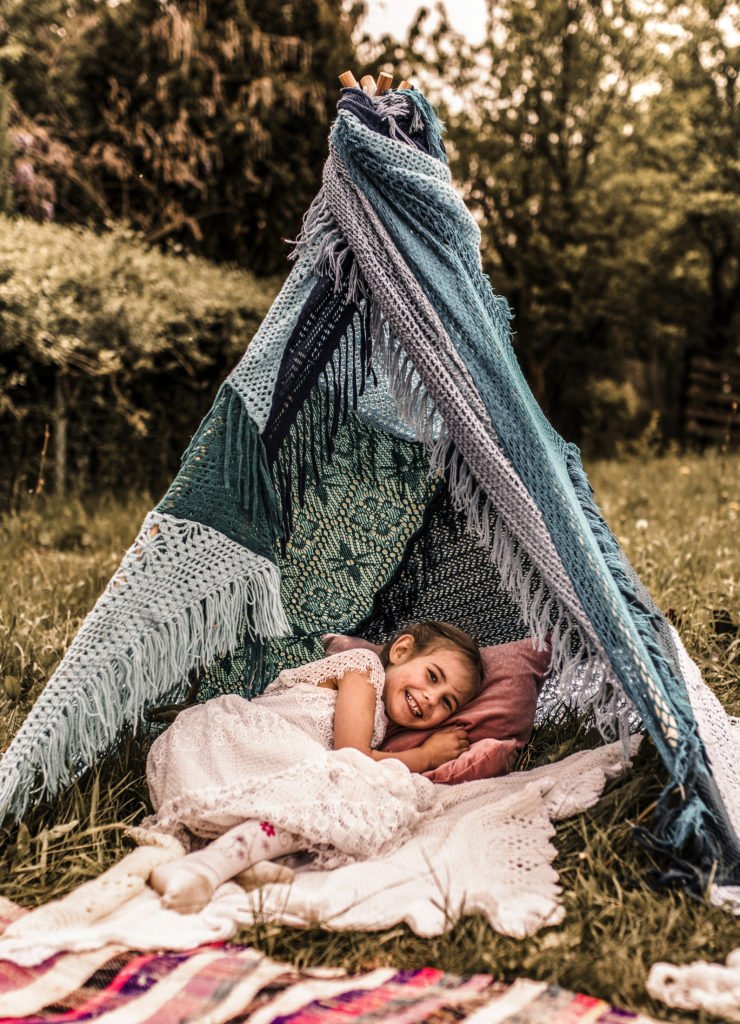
(157, 382), (280, 562)
(356, 486), (533, 648)
(228, 256), (318, 431)
(202, 405), (436, 699)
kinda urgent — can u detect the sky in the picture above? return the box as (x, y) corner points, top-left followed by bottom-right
(359, 0), (740, 47)
(360, 0), (488, 44)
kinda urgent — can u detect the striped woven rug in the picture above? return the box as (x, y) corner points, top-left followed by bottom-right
(0, 898), (661, 1023)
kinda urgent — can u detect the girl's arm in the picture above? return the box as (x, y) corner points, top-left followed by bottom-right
(333, 670), (468, 773)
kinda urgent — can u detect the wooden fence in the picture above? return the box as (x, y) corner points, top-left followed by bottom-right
(684, 353), (739, 446)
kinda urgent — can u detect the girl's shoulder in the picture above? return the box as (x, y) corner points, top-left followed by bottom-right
(315, 647), (385, 671)
(276, 648), (385, 693)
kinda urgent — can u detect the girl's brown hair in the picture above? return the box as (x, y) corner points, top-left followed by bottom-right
(380, 620), (483, 696)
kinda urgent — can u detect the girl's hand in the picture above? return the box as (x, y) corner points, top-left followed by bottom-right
(421, 727), (470, 770)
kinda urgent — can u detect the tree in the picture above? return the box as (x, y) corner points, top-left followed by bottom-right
(632, 0), (740, 360)
(0, 73), (12, 214)
(0, 0), (358, 273)
(365, 1), (740, 446)
(399, 2), (656, 439)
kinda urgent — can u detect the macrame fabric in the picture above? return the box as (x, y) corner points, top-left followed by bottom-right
(1, 85), (739, 908)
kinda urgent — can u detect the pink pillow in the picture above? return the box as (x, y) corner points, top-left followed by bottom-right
(425, 737), (520, 784)
(321, 633), (551, 784)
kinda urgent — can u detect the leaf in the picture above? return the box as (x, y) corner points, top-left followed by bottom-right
(3, 673), (20, 698)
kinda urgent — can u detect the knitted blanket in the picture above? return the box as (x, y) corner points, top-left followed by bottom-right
(0, 899), (666, 1024)
(0, 737), (640, 963)
(1, 86), (739, 905)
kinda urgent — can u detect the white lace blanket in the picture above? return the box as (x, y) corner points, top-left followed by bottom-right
(0, 736), (640, 966)
(647, 948), (740, 1021)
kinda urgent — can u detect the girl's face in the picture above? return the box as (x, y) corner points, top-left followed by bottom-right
(382, 635), (477, 729)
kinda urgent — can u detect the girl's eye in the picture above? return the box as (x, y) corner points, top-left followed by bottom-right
(443, 697), (452, 710)
(428, 669), (437, 683)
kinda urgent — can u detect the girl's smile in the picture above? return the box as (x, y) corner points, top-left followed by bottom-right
(381, 635), (476, 729)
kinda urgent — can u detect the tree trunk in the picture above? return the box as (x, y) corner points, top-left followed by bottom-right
(53, 372), (68, 497)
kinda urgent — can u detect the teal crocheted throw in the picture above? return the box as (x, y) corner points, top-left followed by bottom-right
(2, 87), (739, 905)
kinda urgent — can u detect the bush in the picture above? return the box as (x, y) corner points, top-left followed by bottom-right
(0, 216), (280, 503)
(579, 377), (657, 459)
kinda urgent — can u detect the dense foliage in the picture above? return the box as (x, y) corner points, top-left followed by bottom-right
(0, 216), (277, 501)
(0, 0), (357, 273)
(0, 0), (737, 479)
(365, 0), (740, 443)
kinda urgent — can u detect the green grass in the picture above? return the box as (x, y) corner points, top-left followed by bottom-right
(1, 450), (739, 1022)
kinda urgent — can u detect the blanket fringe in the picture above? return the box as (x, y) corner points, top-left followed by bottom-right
(272, 302), (380, 543)
(288, 188), (369, 307)
(371, 316), (635, 755)
(0, 513), (289, 822)
(560, 443), (740, 875)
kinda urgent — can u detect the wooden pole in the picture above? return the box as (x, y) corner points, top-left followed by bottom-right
(339, 69), (411, 94)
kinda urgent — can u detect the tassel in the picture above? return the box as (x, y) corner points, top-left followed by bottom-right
(328, 357), (340, 448)
(240, 637), (279, 698)
(351, 320), (359, 410)
(342, 331), (350, 424)
(0, 512), (290, 822)
(308, 393), (320, 483)
(296, 404), (308, 506)
(359, 312), (367, 396)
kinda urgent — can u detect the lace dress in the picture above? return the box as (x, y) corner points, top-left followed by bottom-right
(145, 649), (435, 865)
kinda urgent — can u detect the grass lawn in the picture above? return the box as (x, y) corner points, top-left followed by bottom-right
(0, 450), (739, 1022)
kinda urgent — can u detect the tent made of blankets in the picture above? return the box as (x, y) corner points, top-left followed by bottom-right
(1, 85), (739, 910)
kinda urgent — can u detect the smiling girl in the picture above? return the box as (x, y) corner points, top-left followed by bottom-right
(145, 620), (483, 913)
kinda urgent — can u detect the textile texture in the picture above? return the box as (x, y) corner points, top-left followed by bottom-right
(0, 85), (738, 904)
(0, 737), (641, 961)
(0, 899), (666, 1023)
(144, 649), (434, 863)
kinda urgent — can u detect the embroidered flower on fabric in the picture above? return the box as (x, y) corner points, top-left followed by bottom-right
(260, 821), (276, 837)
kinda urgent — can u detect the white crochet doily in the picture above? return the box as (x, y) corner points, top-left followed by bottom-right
(0, 736), (640, 965)
(647, 948), (740, 1021)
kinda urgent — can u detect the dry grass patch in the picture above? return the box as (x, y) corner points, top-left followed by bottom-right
(0, 449), (739, 1022)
